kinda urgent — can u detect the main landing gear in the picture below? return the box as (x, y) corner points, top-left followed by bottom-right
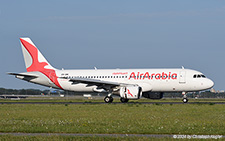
(104, 96), (113, 103)
(120, 97), (129, 103)
(182, 92), (188, 103)
(104, 96), (130, 103)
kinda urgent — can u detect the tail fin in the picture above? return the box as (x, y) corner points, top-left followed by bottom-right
(20, 38), (55, 72)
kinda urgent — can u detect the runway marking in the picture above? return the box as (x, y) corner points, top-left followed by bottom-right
(0, 133), (224, 139)
(0, 102), (224, 104)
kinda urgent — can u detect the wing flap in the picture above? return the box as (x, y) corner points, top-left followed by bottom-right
(61, 77), (121, 90)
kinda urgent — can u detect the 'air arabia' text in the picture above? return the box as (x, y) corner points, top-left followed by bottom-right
(129, 72), (178, 80)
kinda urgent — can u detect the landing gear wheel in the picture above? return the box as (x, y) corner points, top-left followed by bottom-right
(104, 96), (113, 103)
(120, 98), (129, 103)
(182, 98), (188, 103)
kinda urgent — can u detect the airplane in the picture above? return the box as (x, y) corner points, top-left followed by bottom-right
(8, 38), (214, 103)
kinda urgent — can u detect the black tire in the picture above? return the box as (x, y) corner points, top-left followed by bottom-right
(104, 96), (113, 103)
(109, 96), (113, 103)
(182, 98), (188, 103)
(120, 98), (129, 103)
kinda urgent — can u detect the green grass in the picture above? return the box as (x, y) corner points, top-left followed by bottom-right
(0, 104), (224, 135)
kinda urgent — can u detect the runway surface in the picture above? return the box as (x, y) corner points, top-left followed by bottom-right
(0, 132), (173, 138)
(0, 132), (224, 139)
(0, 102), (225, 104)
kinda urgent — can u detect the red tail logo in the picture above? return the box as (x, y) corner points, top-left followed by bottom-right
(20, 38), (62, 89)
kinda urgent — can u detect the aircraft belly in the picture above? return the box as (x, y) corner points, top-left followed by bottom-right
(59, 80), (95, 92)
(20, 72), (59, 89)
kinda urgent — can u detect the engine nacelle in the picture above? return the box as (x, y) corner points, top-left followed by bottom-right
(120, 86), (142, 99)
(142, 92), (164, 99)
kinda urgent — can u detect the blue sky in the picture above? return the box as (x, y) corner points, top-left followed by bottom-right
(0, 1), (225, 90)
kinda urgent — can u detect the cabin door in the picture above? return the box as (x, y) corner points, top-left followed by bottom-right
(179, 71), (186, 84)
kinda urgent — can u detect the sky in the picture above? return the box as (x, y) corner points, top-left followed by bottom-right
(0, 1), (225, 90)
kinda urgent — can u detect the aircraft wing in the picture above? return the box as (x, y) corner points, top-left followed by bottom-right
(60, 77), (124, 90)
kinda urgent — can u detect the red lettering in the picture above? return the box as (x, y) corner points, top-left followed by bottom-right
(155, 73), (161, 80)
(171, 73), (177, 79)
(129, 72), (136, 80)
(140, 73), (144, 79)
(162, 72), (167, 80)
(168, 72), (171, 79)
(144, 72), (150, 80)
(112, 72), (128, 75)
(129, 72), (177, 80)
(151, 73), (155, 79)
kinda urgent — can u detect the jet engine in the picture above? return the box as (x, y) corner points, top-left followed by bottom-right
(142, 92), (164, 99)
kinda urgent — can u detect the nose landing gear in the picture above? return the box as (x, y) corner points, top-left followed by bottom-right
(182, 92), (188, 103)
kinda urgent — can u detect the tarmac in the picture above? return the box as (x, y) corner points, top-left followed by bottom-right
(0, 102), (224, 104)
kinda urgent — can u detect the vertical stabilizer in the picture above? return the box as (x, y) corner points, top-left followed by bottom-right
(19, 38), (62, 89)
(20, 38), (55, 72)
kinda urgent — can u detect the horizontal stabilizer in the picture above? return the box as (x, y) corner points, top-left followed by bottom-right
(8, 72), (38, 79)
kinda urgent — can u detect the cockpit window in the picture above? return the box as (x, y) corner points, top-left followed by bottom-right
(193, 74), (206, 78)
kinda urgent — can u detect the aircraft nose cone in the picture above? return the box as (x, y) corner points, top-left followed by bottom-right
(207, 79), (214, 89)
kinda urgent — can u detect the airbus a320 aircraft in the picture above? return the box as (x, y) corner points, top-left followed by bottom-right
(9, 38), (214, 103)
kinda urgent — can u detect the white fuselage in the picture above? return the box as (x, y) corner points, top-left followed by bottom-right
(13, 38), (214, 100)
(26, 68), (214, 94)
